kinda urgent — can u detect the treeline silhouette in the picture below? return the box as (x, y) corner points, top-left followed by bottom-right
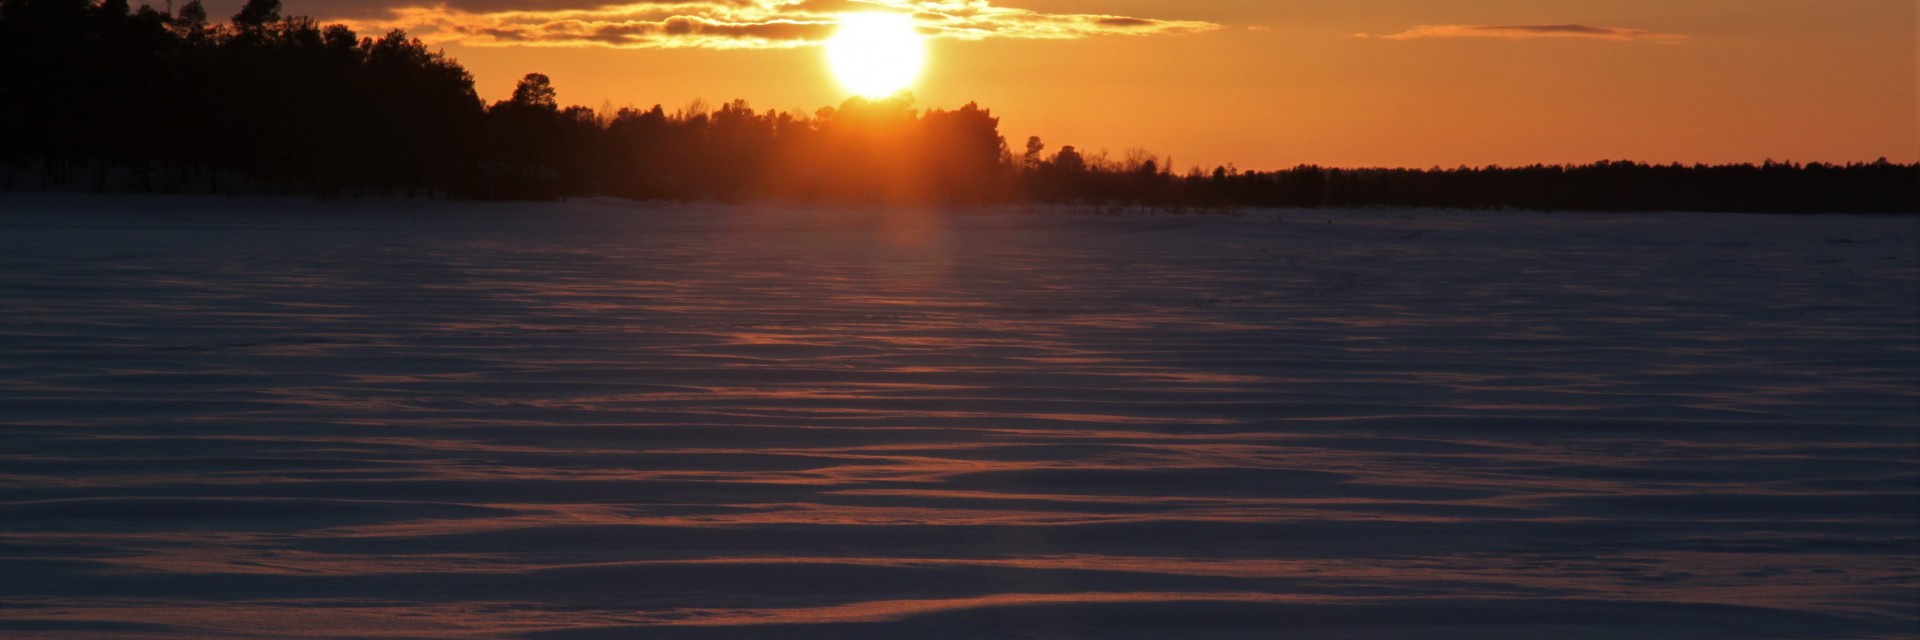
(2, 0), (479, 195)
(2, 0), (1914, 212)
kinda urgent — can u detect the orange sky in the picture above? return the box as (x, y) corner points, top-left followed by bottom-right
(236, 1), (1914, 170)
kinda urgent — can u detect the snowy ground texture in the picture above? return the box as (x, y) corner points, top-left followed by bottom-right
(0, 195), (1916, 639)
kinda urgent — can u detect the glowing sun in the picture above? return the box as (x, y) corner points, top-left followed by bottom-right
(825, 13), (926, 98)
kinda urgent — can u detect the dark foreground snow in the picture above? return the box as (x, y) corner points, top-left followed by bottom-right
(0, 195), (1916, 639)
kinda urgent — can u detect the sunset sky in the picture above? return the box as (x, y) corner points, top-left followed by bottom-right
(215, 1), (1912, 170)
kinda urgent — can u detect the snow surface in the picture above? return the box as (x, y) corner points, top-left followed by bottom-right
(0, 194), (1916, 639)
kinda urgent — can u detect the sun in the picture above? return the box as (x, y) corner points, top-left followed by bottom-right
(825, 13), (927, 99)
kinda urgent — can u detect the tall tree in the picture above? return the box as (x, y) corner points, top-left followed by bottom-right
(175, 0), (205, 27)
(231, 0), (277, 27)
(509, 73), (558, 110)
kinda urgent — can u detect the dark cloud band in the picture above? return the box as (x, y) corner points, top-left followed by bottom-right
(1368, 24), (1685, 42)
(321, 0), (1220, 49)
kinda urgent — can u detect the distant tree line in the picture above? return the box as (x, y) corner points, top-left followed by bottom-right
(2, 0), (1913, 212)
(1024, 155), (1918, 214)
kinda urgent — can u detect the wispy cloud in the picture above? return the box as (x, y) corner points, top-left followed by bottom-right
(329, 1), (1222, 49)
(1364, 24), (1686, 43)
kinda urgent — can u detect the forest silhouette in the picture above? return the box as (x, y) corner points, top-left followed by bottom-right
(2, 0), (1914, 212)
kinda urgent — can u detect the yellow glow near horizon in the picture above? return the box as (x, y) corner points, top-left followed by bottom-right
(825, 13), (926, 99)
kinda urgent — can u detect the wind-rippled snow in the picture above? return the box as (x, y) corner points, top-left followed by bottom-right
(1, 196), (1915, 639)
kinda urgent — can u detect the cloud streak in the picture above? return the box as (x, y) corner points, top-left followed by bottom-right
(328, 1), (1222, 49)
(1368, 24), (1686, 43)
